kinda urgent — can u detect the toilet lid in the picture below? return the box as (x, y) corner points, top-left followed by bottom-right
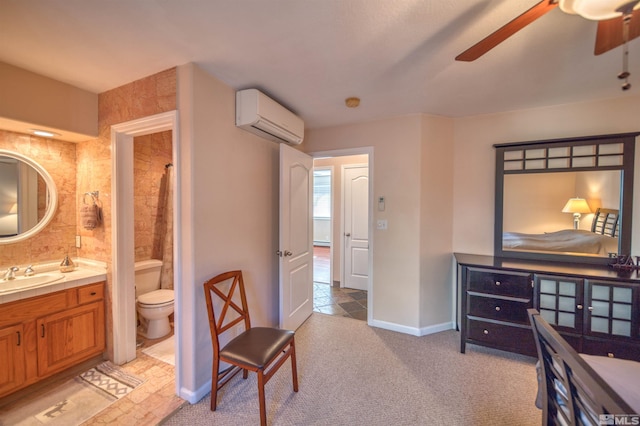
(138, 289), (174, 305)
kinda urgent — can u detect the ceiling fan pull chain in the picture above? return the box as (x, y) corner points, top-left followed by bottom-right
(618, 6), (633, 90)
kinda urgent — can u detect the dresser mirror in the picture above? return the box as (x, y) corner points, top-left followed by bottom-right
(494, 133), (638, 264)
(0, 150), (58, 244)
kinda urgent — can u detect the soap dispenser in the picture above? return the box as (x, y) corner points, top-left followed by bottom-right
(60, 254), (75, 272)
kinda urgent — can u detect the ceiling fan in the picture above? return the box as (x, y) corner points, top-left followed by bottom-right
(456, 0), (640, 61)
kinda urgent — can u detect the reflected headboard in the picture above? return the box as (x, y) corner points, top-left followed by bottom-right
(591, 208), (619, 238)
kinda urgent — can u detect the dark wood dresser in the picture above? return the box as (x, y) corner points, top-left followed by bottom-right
(455, 253), (640, 361)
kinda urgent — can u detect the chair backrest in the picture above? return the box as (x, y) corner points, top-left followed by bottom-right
(528, 309), (633, 425)
(204, 270), (252, 355)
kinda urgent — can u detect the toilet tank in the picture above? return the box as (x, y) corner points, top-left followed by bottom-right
(134, 259), (163, 298)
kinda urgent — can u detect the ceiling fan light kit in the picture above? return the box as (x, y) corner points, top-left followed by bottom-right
(456, 0), (640, 90)
(559, 0), (639, 20)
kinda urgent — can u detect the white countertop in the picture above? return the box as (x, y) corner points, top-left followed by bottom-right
(0, 258), (107, 305)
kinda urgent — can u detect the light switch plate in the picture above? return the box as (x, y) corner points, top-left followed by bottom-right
(377, 219), (387, 230)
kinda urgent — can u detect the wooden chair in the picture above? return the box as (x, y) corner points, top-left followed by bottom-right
(528, 309), (634, 425)
(203, 270), (298, 425)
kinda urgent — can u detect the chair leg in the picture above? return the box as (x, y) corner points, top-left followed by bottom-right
(290, 339), (299, 392)
(257, 371), (267, 426)
(211, 359), (219, 411)
(243, 368), (249, 379)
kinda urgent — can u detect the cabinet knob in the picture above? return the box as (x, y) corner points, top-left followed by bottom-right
(495, 281), (501, 286)
(576, 304), (583, 310)
(483, 329), (489, 335)
(495, 306), (501, 312)
(607, 353), (615, 358)
(588, 306), (594, 311)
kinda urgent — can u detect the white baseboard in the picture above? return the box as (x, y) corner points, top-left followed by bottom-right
(179, 379), (212, 404)
(419, 321), (455, 336)
(369, 319), (454, 337)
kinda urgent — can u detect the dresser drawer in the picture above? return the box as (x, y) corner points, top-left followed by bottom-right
(582, 337), (640, 362)
(467, 318), (537, 356)
(467, 268), (532, 299)
(77, 282), (104, 305)
(467, 294), (531, 324)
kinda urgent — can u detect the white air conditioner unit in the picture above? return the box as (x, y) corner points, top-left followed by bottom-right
(235, 89), (304, 145)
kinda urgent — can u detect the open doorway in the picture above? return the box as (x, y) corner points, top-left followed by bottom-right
(311, 154), (370, 321)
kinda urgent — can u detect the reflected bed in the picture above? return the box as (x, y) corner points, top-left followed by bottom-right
(503, 208), (619, 255)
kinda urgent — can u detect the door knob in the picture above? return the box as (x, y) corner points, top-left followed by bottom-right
(284, 250), (293, 257)
(345, 233), (351, 237)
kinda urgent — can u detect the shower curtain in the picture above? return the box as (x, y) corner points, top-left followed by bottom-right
(159, 164), (174, 290)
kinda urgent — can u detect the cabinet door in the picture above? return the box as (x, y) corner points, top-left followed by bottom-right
(535, 275), (584, 334)
(37, 301), (105, 377)
(0, 324), (25, 397)
(585, 280), (639, 341)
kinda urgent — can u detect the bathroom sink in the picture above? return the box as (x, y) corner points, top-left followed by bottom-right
(0, 273), (65, 293)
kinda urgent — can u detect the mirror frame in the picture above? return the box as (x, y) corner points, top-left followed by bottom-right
(0, 149), (58, 244)
(494, 132), (638, 265)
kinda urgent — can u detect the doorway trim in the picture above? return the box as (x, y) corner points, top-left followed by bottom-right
(111, 110), (178, 366)
(309, 147), (373, 323)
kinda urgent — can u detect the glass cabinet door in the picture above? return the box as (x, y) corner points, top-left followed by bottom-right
(535, 275), (584, 333)
(585, 280), (638, 340)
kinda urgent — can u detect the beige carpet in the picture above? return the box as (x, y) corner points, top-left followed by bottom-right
(164, 313), (541, 425)
(0, 362), (143, 426)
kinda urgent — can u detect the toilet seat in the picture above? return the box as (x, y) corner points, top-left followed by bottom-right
(137, 289), (174, 307)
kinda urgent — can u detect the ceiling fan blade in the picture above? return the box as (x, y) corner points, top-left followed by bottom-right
(456, 0), (558, 62)
(594, 9), (640, 55)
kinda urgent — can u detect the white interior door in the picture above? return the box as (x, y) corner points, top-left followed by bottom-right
(279, 144), (314, 330)
(343, 165), (369, 291)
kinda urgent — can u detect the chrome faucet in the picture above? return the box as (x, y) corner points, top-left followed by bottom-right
(24, 265), (35, 276)
(3, 267), (19, 280)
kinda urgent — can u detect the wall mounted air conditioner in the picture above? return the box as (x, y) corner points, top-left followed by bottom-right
(235, 89), (304, 145)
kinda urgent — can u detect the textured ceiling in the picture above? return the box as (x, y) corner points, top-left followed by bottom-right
(1, 0), (638, 130)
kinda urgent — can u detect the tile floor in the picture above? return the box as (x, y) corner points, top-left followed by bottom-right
(313, 245), (368, 321)
(0, 332), (184, 426)
(82, 333), (183, 425)
(313, 282), (368, 320)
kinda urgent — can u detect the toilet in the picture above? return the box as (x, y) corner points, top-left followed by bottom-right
(135, 259), (174, 339)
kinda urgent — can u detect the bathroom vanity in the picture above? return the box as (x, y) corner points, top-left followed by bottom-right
(0, 263), (107, 398)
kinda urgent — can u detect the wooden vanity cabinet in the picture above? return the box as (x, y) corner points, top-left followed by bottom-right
(0, 281), (105, 398)
(457, 254), (640, 362)
(0, 324), (25, 396)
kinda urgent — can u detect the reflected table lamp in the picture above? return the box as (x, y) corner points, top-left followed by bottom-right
(562, 198), (591, 229)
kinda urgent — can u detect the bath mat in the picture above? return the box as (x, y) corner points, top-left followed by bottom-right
(0, 362), (143, 426)
(142, 335), (175, 366)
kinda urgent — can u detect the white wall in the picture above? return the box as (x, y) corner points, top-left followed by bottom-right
(176, 63), (280, 402)
(419, 114), (454, 330)
(305, 114), (455, 332)
(0, 61), (97, 140)
(452, 94), (640, 257)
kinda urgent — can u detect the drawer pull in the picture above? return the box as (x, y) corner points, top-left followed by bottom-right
(483, 329), (489, 335)
(16, 331), (20, 346)
(495, 306), (501, 312)
(495, 281), (501, 286)
(90, 292), (97, 296)
(607, 353), (615, 358)
(41, 324), (45, 338)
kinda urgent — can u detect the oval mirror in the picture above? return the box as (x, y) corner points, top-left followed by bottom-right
(0, 149), (58, 244)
